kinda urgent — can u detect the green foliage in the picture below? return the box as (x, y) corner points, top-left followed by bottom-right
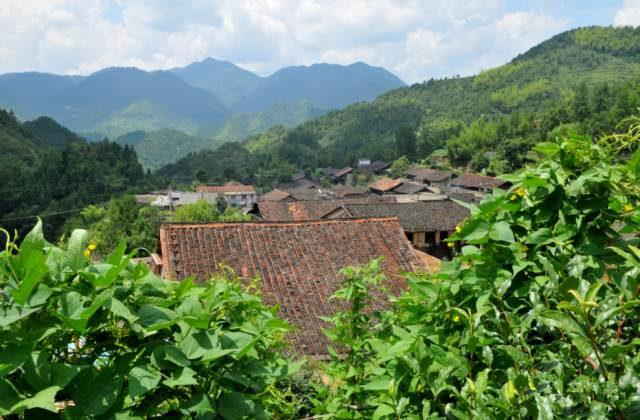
(388, 156), (411, 178)
(64, 196), (162, 255)
(315, 122), (640, 418)
(0, 111), (156, 243)
(172, 200), (252, 223)
(0, 221), (300, 418)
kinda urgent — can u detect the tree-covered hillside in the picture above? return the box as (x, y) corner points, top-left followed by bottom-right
(158, 26), (640, 181)
(0, 109), (155, 242)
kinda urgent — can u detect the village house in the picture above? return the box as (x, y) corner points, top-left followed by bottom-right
(195, 182), (257, 208)
(325, 201), (470, 259)
(405, 167), (455, 190)
(359, 160), (391, 176)
(449, 173), (511, 193)
(368, 177), (403, 194)
(155, 218), (439, 357)
(255, 195), (397, 221)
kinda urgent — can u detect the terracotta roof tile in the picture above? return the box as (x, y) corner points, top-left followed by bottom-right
(258, 196), (399, 221)
(159, 218), (434, 356)
(369, 177), (403, 192)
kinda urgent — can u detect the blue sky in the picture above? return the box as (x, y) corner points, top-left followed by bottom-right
(0, 1), (637, 83)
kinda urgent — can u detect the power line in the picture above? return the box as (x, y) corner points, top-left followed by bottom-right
(0, 207), (89, 223)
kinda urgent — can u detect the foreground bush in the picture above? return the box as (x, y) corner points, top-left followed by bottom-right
(318, 124), (640, 418)
(0, 223), (299, 418)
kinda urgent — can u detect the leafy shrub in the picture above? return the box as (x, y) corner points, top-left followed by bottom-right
(0, 222), (299, 418)
(317, 124), (640, 418)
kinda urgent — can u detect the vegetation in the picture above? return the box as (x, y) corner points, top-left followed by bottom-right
(0, 222), (300, 418)
(315, 121), (640, 418)
(172, 200), (252, 223)
(63, 196), (163, 256)
(0, 109), (156, 243)
(3, 116), (639, 418)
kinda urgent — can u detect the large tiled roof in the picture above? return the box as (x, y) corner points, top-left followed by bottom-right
(339, 201), (470, 232)
(406, 167), (453, 182)
(369, 177), (403, 192)
(159, 218), (435, 356)
(196, 184), (256, 194)
(450, 173), (509, 190)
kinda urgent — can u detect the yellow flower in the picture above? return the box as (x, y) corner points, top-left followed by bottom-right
(455, 225), (462, 233)
(452, 314), (460, 322)
(83, 249), (91, 258)
(447, 241), (455, 248)
(515, 186), (527, 198)
(509, 194), (517, 201)
(87, 242), (97, 251)
(623, 204), (634, 213)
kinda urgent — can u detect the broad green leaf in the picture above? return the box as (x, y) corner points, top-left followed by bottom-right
(0, 305), (41, 327)
(128, 365), (161, 399)
(69, 368), (123, 416)
(138, 305), (177, 329)
(10, 386), (60, 413)
(11, 245), (47, 305)
(218, 392), (255, 420)
(163, 367), (198, 388)
(51, 363), (87, 388)
(0, 343), (33, 378)
(489, 221), (515, 243)
(372, 403), (395, 419)
(362, 376), (392, 391)
(64, 229), (88, 272)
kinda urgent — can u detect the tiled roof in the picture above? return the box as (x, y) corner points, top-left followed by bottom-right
(159, 218), (436, 356)
(330, 185), (367, 198)
(196, 184), (256, 194)
(258, 200), (344, 221)
(259, 189), (291, 202)
(450, 173), (509, 190)
(339, 201), (470, 232)
(333, 167), (353, 178)
(406, 167), (453, 182)
(363, 160), (391, 173)
(392, 182), (428, 195)
(291, 171), (306, 182)
(258, 196), (398, 221)
(369, 177), (403, 192)
(276, 178), (319, 190)
(285, 188), (335, 201)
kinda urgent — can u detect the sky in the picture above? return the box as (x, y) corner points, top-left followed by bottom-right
(0, 0), (637, 83)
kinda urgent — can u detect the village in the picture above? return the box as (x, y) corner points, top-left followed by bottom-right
(137, 160), (511, 357)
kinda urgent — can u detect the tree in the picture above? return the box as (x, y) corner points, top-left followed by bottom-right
(172, 199), (218, 223)
(394, 126), (417, 161)
(388, 155), (410, 178)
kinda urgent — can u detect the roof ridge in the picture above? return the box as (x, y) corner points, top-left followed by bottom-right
(160, 217), (401, 229)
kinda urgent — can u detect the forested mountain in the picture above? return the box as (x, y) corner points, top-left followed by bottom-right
(157, 26), (640, 183)
(0, 108), (154, 242)
(0, 59), (405, 167)
(170, 57), (262, 108)
(231, 62), (406, 112)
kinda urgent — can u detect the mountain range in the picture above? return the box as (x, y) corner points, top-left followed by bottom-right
(0, 60), (405, 168)
(159, 26), (640, 182)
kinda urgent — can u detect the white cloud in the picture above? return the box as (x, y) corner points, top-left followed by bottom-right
(0, 0), (573, 83)
(614, 0), (640, 26)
